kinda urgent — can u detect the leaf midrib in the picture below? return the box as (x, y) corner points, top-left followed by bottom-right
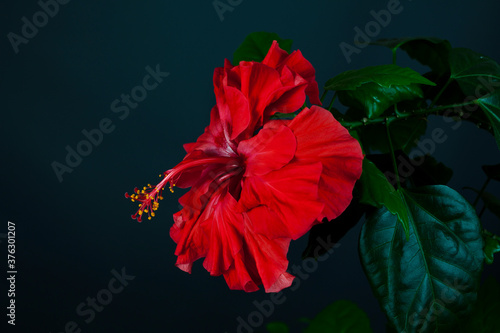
(401, 191), (437, 331)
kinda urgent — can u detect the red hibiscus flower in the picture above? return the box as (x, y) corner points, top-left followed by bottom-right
(126, 42), (363, 292)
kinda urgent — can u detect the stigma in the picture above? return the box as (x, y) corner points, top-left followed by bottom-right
(125, 175), (169, 222)
(125, 156), (238, 222)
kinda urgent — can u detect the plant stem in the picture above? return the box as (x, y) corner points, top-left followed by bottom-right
(429, 77), (453, 109)
(473, 177), (491, 207)
(392, 49), (397, 65)
(328, 92), (338, 111)
(320, 90), (327, 103)
(340, 100), (476, 129)
(386, 118), (401, 188)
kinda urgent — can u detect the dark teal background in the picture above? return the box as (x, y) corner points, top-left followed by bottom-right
(2, 1), (500, 332)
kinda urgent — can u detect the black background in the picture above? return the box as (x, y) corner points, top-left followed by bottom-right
(2, 0), (500, 332)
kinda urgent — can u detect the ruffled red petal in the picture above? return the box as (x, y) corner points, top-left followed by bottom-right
(223, 251), (260, 292)
(242, 213), (294, 292)
(239, 160), (324, 240)
(237, 125), (296, 177)
(261, 40), (290, 68)
(288, 106), (363, 221)
(263, 41), (321, 106)
(150, 42), (358, 294)
(221, 211), (295, 293)
(202, 191), (245, 276)
(280, 50), (321, 105)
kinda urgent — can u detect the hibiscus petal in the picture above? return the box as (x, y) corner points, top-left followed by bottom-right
(237, 125), (296, 177)
(239, 161), (324, 239)
(215, 66), (252, 140)
(288, 106), (363, 221)
(220, 85), (251, 140)
(237, 62), (283, 124)
(243, 214), (295, 292)
(170, 186), (213, 273)
(267, 272), (295, 293)
(262, 41), (321, 106)
(170, 173), (230, 271)
(221, 212), (295, 293)
(184, 106), (236, 158)
(262, 40), (290, 69)
(223, 251), (260, 292)
(202, 192), (245, 276)
(263, 83), (307, 118)
(280, 50), (321, 105)
(245, 205), (289, 241)
(262, 118), (292, 130)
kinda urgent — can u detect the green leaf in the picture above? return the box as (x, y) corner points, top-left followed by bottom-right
(425, 77), (494, 133)
(359, 185), (484, 333)
(269, 111), (299, 120)
(356, 117), (427, 154)
(483, 230), (500, 265)
(449, 48), (500, 97)
(482, 163), (500, 182)
(359, 159), (409, 235)
(265, 321), (289, 333)
(477, 89), (500, 150)
(233, 32), (293, 64)
(304, 300), (373, 333)
(372, 37), (451, 74)
(325, 65), (435, 118)
(461, 276), (500, 332)
(339, 84), (426, 119)
(422, 72), (465, 105)
(325, 64), (435, 91)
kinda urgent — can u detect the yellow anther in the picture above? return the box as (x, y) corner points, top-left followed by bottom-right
(138, 210), (143, 215)
(148, 216), (151, 220)
(131, 199), (135, 202)
(159, 174), (162, 178)
(151, 212), (155, 217)
(144, 209), (148, 213)
(143, 186), (147, 190)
